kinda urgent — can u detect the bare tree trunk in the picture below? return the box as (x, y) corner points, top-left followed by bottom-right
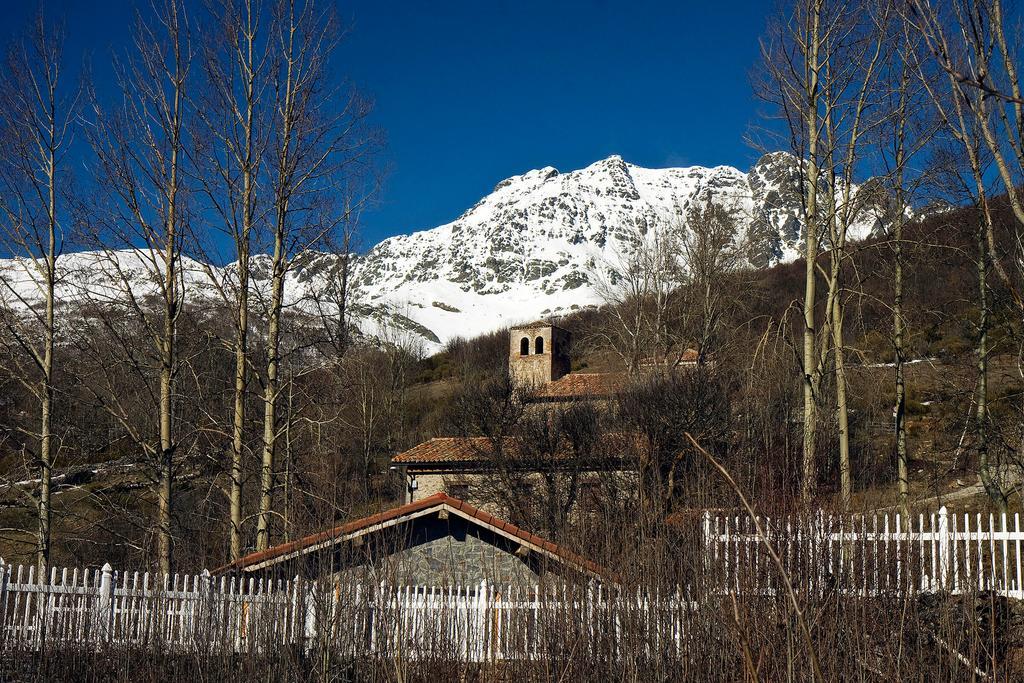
(894, 212), (908, 512)
(230, 0), (259, 564)
(37, 143), (56, 576)
(800, 3), (823, 505)
(81, 0), (191, 574)
(975, 222), (1007, 512)
(907, 0), (1018, 510)
(256, 220), (284, 551)
(891, 87), (910, 514)
(158, 337), (174, 574)
(252, 0), (379, 549)
(230, 271), (248, 559)
(157, 64), (184, 576)
(832, 287), (851, 509)
(283, 371), (294, 542)
(194, 0), (268, 562)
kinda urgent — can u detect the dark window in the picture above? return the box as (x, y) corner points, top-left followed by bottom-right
(448, 483), (470, 500)
(535, 336), (544, 354)
(520, 337), (529, 355)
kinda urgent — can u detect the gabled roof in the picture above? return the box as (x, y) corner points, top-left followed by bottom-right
(391, 436), (494, 464)
(391, 433), (641, 467)
(211, 493), (616, 581)
(531, 372), (625, 400)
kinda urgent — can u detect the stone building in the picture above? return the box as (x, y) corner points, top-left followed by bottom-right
(391, 435), (637, 509)
(211, 493), (614, 585)
(508, 321), (572, 387)
(392, 321), (635, 510)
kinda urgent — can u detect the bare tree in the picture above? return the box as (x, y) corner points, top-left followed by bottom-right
(680, 201), (744, 364)
(591, 240), (661, 375)
(332, 321), (421, 499)
(761, 0), (891, 508)
(448, 374), (608, 541)
(592, 222), (693, 373)
(0, 12), (79, 573)
(758, 0), (829, 504)
(869, 15), (936, 512)
(617, 367), (732, 515)
(81, 0), (193, 573)
(193, 0), (273, 562)
(255, 0), (379, 551)
(904, 0), (1020, 510)
(821, 0), (891, 510)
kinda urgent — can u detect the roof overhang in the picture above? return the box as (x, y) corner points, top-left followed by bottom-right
(212, 493), (617, 582)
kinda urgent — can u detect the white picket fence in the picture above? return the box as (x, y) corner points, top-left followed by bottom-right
(703, 505), (1024, 598)
(0, 562), (691, 660)
(0, 506), (1022, 659)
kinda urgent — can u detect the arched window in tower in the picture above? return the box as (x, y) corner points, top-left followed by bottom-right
(535, 336), (544, 354)
(520, 337), (529, 356)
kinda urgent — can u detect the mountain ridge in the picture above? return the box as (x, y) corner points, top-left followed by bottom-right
(0, 152), (883, 352)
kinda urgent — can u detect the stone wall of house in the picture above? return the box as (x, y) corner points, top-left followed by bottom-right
(409, 472), (447, 503)
(336, 518), (540, 586)
(385, 531), (538, 585)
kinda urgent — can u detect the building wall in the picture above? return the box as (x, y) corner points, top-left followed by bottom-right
(408, 472), (448, 503)
(336, 516), (540, 586)
(407, 469), (639, 518)
(508, 324), (571, 387)
(408, 471), (502, 514)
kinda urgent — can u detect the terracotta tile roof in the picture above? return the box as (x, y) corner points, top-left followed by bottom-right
(211, 492), (617, 581)
(532, 372), (625, 399)
(391, 437), (495, 464)
(391, 433), (642, 466)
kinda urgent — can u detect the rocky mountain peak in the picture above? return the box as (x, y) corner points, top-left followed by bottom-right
(1, 153), (885, 354)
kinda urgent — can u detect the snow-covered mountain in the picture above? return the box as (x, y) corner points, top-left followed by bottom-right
(0, 153), (885, 353)
(350, 152), (882, 348)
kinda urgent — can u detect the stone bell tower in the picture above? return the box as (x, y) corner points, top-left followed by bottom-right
(508, 321), (571, 387)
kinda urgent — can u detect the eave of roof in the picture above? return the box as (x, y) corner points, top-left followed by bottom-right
(211, 492), (618, 582)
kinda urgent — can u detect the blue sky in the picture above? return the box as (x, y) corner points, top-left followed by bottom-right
(4, 0), (772, 250)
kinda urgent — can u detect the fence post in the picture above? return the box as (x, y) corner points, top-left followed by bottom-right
(291, 575), (300, 646)
(702, 510), (712, 591)
(198, 569), (211, 650)
(95, 562), (113, 643)
(0, 559), (7, 638)
(937, 506), (950, 590)
(299, 576), (316, 651)
(476, 579), (487, 662)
